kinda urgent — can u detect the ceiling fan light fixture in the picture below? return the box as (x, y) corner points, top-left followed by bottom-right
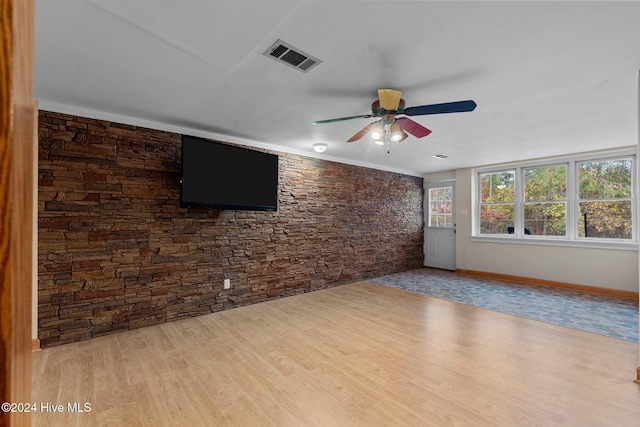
(389, 122), (404, 141)
(312, 142), (328, 153)
(370, 123), (384, 141)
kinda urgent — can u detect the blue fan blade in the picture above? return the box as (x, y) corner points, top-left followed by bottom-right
(404, 100), (476, 116)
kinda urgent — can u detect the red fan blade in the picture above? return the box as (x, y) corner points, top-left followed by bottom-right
(396, 117), (432, 138)
(347, 122), (376, 142)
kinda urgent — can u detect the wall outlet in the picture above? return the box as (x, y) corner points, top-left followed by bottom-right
(223, 278), (231, 289)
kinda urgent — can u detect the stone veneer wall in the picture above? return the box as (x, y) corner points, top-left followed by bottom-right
(37, 110), (424, 347)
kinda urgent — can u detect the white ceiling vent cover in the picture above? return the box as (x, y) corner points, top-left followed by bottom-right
(263, 39), (322, 73)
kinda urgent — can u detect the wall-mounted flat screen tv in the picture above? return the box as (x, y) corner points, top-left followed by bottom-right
(180, 135), (279, 211)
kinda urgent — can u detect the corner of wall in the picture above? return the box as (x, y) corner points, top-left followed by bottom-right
(635, 70), (640, 374)
(33, 102), (38, 342)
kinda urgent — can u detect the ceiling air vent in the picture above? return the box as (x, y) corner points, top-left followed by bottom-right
(263, 39), (322, 73)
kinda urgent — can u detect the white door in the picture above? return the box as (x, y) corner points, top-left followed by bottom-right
(424, 182), (456, 270)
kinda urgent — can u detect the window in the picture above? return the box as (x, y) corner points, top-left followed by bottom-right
(476, 152), (635, 243)
(523, 165), (566, 236)
(479, 171), (514, 234)
(577, 158), (632, 239)
(428, 186), (453, 227)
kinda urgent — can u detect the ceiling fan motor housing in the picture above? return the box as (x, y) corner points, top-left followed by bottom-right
(371, 99), (406, 116)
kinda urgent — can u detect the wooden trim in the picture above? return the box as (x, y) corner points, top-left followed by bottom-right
(0, 0), (11, 415)
(635, 367), (640, 384)
(1, 0), (35, 425)
(31, 339), (40, 353)
(456, 269), (639, 300)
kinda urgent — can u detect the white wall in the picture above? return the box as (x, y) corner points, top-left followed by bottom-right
(448, 167), (639, 293)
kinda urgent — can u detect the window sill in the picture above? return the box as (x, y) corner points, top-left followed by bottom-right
(470, 235), (639, 251)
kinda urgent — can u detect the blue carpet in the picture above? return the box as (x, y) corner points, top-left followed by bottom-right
(370, 268), (638, 342)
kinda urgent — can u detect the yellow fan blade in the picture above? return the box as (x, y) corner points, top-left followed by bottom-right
(378, 89), (403, 111)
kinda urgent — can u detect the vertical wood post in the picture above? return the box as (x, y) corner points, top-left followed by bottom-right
(1, 0), (35, 425)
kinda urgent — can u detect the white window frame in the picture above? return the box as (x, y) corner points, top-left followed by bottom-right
(472, 149), (637, 251)
(427, 185), (454, 229)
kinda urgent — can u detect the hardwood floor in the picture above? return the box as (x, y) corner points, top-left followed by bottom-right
(32, 281), (640, 426)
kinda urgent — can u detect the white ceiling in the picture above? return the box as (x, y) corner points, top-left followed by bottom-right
(35, 1), (640, 176)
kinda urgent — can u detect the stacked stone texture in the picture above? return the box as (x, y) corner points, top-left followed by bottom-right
(38, 111), (424, 347)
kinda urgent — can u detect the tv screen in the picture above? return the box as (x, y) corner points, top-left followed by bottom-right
(180, 136), (278, 211)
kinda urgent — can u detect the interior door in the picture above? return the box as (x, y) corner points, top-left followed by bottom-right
(424, 182), (456, 270)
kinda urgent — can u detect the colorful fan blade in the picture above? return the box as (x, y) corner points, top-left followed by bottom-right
(347, 123), (377, 142)
(313, 114), (373, 125)
(404, 100), (476, 116)
(378, 89), (403, 111)
(396, 117), (432, 138)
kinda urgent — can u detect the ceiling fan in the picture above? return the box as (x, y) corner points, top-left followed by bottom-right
(313, 89), (477, 145)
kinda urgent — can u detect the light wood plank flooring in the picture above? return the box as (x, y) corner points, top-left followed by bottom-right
(32, 281), (640, 426)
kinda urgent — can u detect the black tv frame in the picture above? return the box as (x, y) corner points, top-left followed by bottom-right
(180, 135), (279, 211)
